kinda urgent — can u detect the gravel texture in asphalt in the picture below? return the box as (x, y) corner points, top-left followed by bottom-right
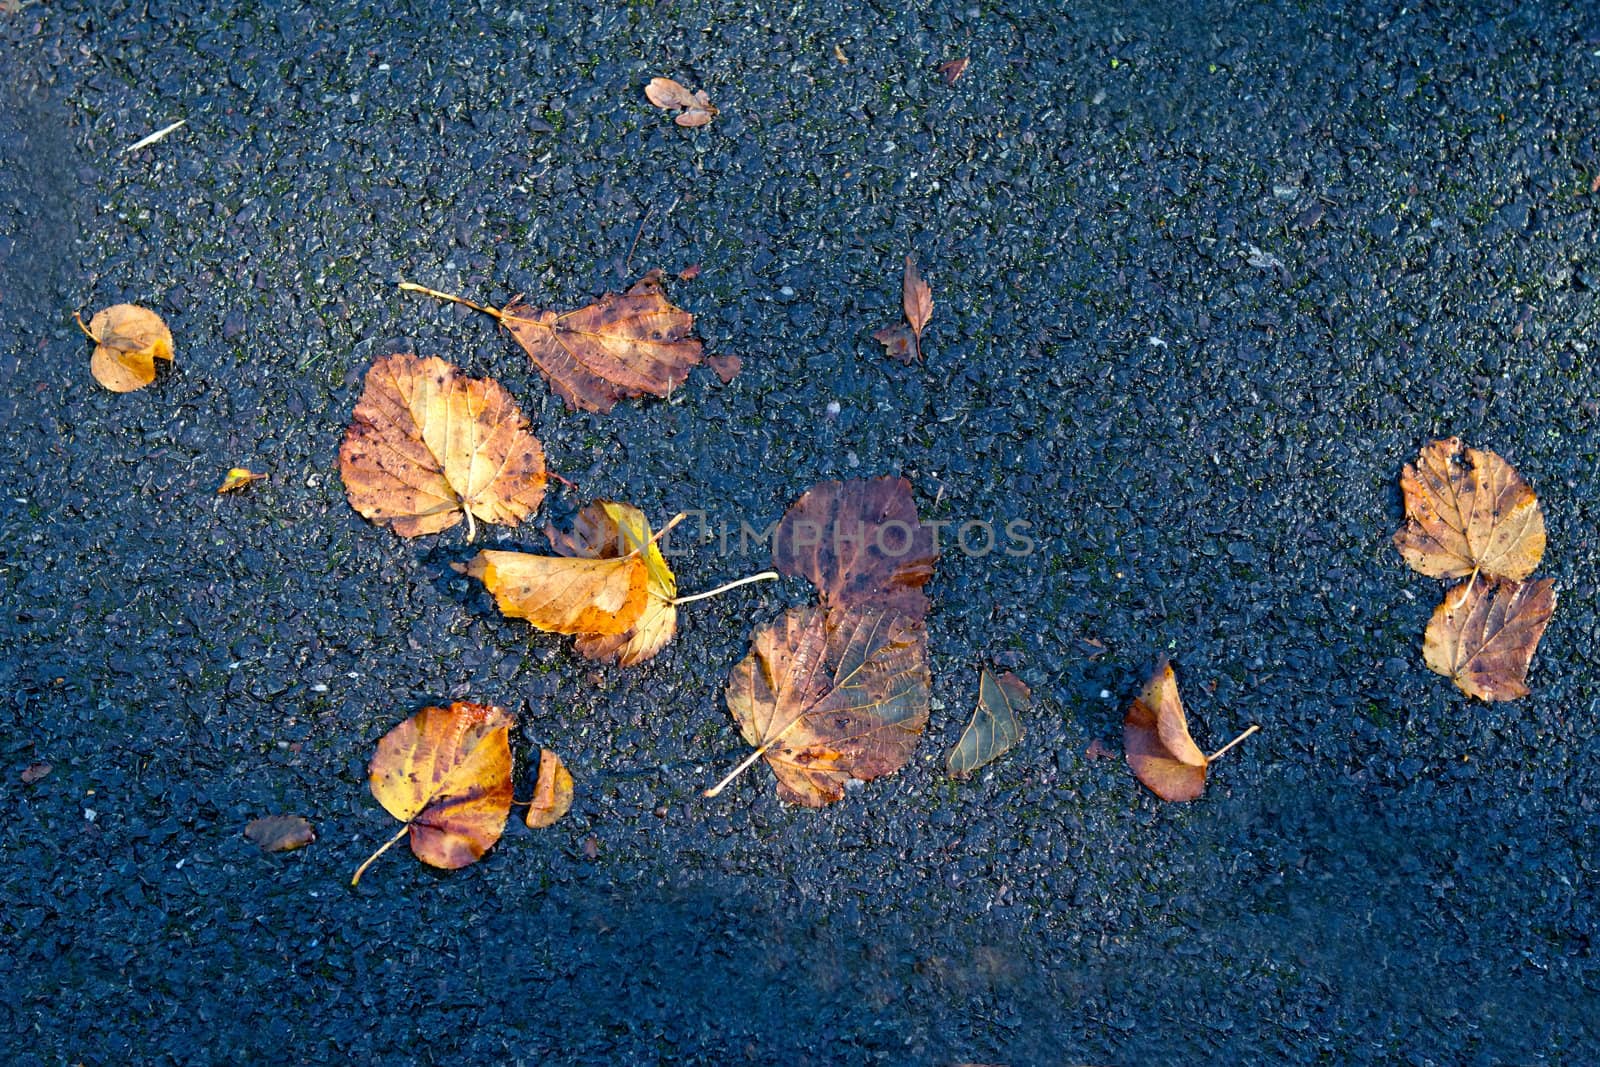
(3, 1), (1599, 1063)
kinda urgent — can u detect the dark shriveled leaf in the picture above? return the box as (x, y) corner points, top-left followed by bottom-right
(947, 669), (1028, 778)
(771, 475), (936, 619)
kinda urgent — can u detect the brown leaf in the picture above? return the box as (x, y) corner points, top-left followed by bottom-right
(937, 57), (970, 85)
(354, 702), (514, 884)
(903, 254), (933, 345)
(500, 272), (704, 413)
(546, 500), (678, 664)
(218, 468), (267, 493)
(872, 322), (918, 364)
(947, 669), (1028, 778)
(706, 353), (743, 383)
(1124, 661), (1208, 802)
(245, 815), (316, 853)
(79, 304), (173, 392)
(723, 605), (931, 806)
(525, 749), (574, 828)
(1083, 739), (1116, 761)
(645, 77), (717, 126)
(1393, 437), (1545, 582)
(20, 761), (51, 783)
(1423, 576), (1556, 700)
(771, 475), (937, 619)
(677, 263), (702, 281)
(1124, 661), (1257, 802)
(339, 354), (547, 538)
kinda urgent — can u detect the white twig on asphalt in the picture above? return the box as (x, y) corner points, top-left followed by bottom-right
(123, 119), (187, 154)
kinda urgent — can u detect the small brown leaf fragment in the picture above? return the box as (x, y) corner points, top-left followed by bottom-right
(771, 475), (937, 619)
(245, 814), (316, 853)
(354, 702), (514, 884)
(873, 322), (918, 364)
(722, 605), (931, 806)
(834, 43), (849, 64)
(79, 304), (173, 392)
(1084, 739), (1116, 761)
(1423, 576), (1556, 701)
(20, 761), (51, 784)
(525, 749), (574, 828)
(706, 353), (742, 383)
(339, 354), (547, 538)
(1393, 437), (1545, 582)
(948, 669), (1028, 778)
(645, 77), (717, 126)
(677, 263), (702, 281)
(218, 468), (267, 493)
(499, 272), (704, 413)
(902, 254), (933, 351)
(937, 57), (970, 85)
(1124, 661), (1209, 802)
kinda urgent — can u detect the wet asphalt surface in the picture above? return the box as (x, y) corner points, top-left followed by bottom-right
(3, 1), (1600, 1063)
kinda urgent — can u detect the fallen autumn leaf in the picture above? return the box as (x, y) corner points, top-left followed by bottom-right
(77, 303), (174, 392)
(353, 701), (514, 885)
(1423, 575), (1556, 701)
(245, 815), (316, 853)
(399, 271), (704, 413)
(525, 749), (574, 828)
(218, 468), (267, 494)
(339, 354), (547, 540)
(1124, 660), (1257, 802)
(645, 76), (718, 126)
(947, 669), (1028, 778)
(1393, 437), (1545, 582)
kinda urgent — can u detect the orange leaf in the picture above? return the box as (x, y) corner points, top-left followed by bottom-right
(1423, 576), (1556, 700)
(546, 501), (678, 665)
(771, 475), (936, 619)
(339, 354), (546, 538)
(462, 549), (650, 637)
(1124, 661), (1256, 802)
(872, 322), (917, 364)
(1393, 437), (1545, 581)
(354, 702), (513, 884)
(720, 606), (930, 806)
(525, 749), (574, 828)
(79, 304), (173, 392)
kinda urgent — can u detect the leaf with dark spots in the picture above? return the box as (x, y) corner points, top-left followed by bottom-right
(1393, 437), (1545, 582)
(1423, 576), (1555, 700)
(771, 475), (936, 619)
(400, 274), (704, 413)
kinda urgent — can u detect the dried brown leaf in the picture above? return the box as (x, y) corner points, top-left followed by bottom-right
(771, 475), (937, 619)
(1423, 576), (1556, 701)
(903, 254), (933, 344)
(1123, 661), (1208, 802)
(872, 322), (918, 364)
(20, 761), (51, 783)
(1393, 437), (1545, 581)
(947, 669), (1028, 777)
(706, 353), (743, 383)
(723, 605), (930, 806)
(500, 272), (703, 412)
(79, 304), (173, 392)
(245, 815), (316, 853)
(645, 77), (717, 126)
(525, 749), (574, 828)
(354, 702), (513, 884)
(937, 57), (971, 85)
(339, 354), (546, 538)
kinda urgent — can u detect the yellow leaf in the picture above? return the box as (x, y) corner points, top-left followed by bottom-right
(79, 304), (173, 392)
(525, 749), (574, 828)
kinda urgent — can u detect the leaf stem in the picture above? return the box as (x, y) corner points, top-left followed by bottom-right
(73, 311), (99, 342)
(1207, 723), (1260, 763)
(350, 823), (410, 886)
(398, 281), (504, 320)
(463, 507), (478, 543)
(704, 717), (803, 798)
(673, 571), (779, 606)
